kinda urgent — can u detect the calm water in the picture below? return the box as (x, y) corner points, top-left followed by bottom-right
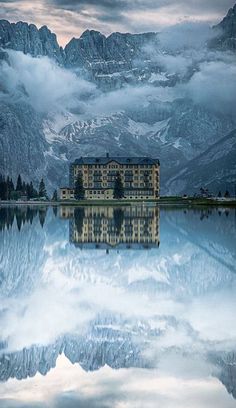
(0, 205), (236, 408)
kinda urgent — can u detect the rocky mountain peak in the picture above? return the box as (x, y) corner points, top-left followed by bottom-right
(0, 19), (64, 63)
(212, 3), (236, 49)
(80, 29), (106, 39)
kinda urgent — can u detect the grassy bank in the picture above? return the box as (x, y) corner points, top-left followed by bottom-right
(159, 197), (236, 208)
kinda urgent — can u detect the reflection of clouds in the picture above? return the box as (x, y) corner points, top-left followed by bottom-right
(0, 355), (235, 408)
(1, 210), (236, 358)
(0, 208), (236, 406)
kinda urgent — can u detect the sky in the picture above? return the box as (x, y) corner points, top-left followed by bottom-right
(0, 0), (235, 46)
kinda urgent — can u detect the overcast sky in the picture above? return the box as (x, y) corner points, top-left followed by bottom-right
(0, 0), (235, 45)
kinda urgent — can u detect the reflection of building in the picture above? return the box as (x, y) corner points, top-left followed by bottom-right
(60, 154), (160, 200)
(60, 205), (160, 249)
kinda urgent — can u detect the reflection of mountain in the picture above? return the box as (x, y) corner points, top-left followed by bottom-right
(60, 205), (160, 249)
(0, 206), (236, 402)
(0, 207), (48, 296)
(162, 208), (236, 275)
(1, 319), (236, 404)
(0, 318), (149, 381)
(214, 352), (236, 399)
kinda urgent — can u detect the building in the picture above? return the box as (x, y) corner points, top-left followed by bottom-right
(60, 205), (160, 249)
(60, 154), (160, 200)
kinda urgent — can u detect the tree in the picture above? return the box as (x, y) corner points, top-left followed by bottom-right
(113, 172), (124, 199)
(224, 190), (230, 198)
(16, 174), (23, 192)
(38, 178), (47, 198)
(22, 181), (26, 194)
(218, 191), (222, 198)
(74, 173), (85, 200)
(0, 175), (7, 200)
(52, 189), (58, 201)
(6, 177), (14, 200)
(26, 181), (37, 199)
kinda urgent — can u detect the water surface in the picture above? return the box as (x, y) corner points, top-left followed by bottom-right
(0, 205), (236, 408)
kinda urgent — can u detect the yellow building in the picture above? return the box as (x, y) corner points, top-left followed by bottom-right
(60, 154), (160, 200)
(60, 205), (160, 249)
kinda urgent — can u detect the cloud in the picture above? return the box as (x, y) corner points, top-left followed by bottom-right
(48, 0), (235, 31)
(158, 21), (219, 51)
(0, 357), (235, 408)
(50, 0), (235, 15)
(0, 50), (95, 112)
(1, 0), (234, 45)
(87, 85), (173, 116)
(180, 60), (236, 115)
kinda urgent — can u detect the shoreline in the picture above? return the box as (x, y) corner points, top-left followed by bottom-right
(1, 198), (236, 207)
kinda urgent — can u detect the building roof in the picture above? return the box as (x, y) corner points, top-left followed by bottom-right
(71, 156), (160, 166)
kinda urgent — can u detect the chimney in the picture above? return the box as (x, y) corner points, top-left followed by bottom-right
(106, 152), (109, 158)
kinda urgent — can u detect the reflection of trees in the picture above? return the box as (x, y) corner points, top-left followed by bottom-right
(53, 206), (58, 217)
(0, 207), (15, 231)
(113, 208), (124, 235)
(38, 208), (48, 228)
(0, 207), (47, 231)
(74, 208), (85, 235)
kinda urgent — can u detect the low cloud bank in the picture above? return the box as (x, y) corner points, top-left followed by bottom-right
(0, 50), (95, 113)
(0, 19), (236, 119)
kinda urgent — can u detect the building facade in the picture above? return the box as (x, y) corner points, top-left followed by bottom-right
(60, 155), (160, 200)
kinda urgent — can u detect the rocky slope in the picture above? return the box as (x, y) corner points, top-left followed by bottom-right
(166, 129), (236, 195)
(212, 3), (236, 50)
(0, 19), (64, 63)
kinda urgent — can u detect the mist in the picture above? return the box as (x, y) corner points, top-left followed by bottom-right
(0, 50), (96, 113)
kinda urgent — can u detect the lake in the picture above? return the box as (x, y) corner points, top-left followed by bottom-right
(0, 204), (236, 408)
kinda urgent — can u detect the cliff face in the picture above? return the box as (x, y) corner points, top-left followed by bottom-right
(212, 3), (236, 50)
(0, 20), (64, 63)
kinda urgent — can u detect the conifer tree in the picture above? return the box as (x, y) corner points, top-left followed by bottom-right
(6, 176), (14, 200)
(22, 181), (26, 194)
(38, 178), (47, 198)
(113, 172), (124, 199)
(74, 174), (85, 200)
(16, 174), (23, 192)
(0, 175), (7, 200)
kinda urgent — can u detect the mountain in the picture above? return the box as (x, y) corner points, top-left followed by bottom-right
(212, 3), (236, 50)
(166, 129), (236, 195)
(0, 19), (64, 63)
(64, 30), (161, 88)
(0, 5), (236, 195)
(43, 98), (236, 192)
